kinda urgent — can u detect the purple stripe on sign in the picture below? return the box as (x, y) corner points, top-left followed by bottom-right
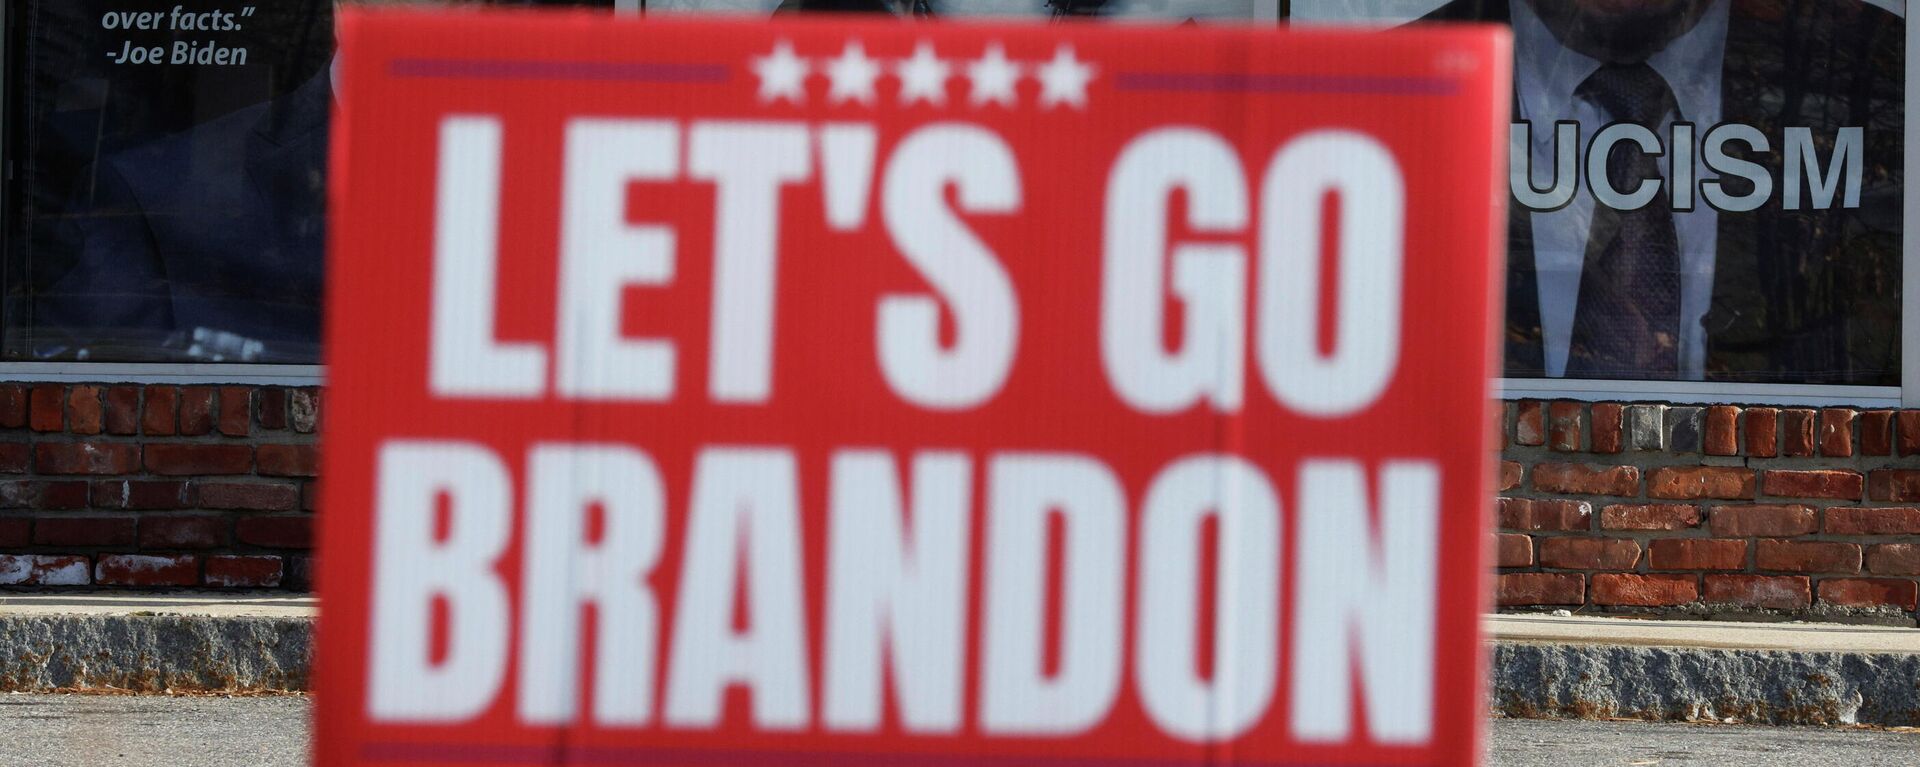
(390, 58), (730, 83)
(1116, 72), (1457, 96)
(361, 742), (1408, 767)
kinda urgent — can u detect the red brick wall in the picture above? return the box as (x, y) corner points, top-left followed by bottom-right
(1499, 401), (1920, 623)
(0, 383), (317, 589)
(3, 383), (1914, 620)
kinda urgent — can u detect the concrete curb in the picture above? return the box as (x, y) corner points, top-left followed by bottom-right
(0, 614), (309, 692)
(1, 606), (1915, 727)
(1492, 642), (1920, 726)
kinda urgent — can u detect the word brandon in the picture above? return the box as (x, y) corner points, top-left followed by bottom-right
(1510, 121), (1867, 212)
(372, 446), (1439, 744)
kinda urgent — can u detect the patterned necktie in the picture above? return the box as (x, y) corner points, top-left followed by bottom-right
(1565, 63), (1682, 378)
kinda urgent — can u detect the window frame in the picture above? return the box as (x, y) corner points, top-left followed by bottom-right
(1905, 3), (1919, 408)
(0, 362), (323, 385)
(1498, 378), (1903, 409)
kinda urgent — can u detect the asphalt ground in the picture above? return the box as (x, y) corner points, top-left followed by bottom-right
(1, 694), (1915, 766)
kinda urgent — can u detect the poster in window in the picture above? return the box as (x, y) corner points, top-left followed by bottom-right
(9, 1), (335, 363)
(7, 0), (609, 365)
(1298, 0), (1905, 387)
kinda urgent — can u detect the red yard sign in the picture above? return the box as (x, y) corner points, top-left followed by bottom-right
(319, 8), (1509, 767)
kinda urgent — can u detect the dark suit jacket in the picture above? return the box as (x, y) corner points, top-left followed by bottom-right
(1424, 0), (1903, 385)
(39, 71), (329, 363)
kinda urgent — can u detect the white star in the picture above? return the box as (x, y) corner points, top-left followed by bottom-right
(825, 40), (881, 106)
(751, 40), (809, 104)
(894, 41), (952, 106)
(966, 42), (1023, 108)
(1036, 44), (1095, 110)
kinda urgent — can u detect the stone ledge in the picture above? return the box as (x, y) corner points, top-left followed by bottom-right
(1492, 643), (1920, 726)
(3, 606), (1914, 726)
(0, 613), (307, 692)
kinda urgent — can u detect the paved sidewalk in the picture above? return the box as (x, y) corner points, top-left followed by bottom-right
(3, 694), (1917, 767)
(2, 593), (1917, 725)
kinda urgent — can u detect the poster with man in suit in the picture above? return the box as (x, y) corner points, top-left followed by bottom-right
(1301, 0), (1904, 387)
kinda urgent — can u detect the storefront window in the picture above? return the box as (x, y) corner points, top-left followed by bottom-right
(4, 0), (1901, 395)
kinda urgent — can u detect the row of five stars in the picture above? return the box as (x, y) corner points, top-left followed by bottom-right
(751, 40), (1096, 109)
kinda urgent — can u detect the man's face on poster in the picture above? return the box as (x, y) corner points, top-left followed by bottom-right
(1524, 0), (1717, 63)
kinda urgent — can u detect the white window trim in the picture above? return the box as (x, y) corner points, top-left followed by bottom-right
(1500, 378), (1901, 409)
(0, 362), (323, 386)
(1904, 4), (1919, 408)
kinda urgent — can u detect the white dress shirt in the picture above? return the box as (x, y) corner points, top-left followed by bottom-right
(1511, 0), (1730, 380)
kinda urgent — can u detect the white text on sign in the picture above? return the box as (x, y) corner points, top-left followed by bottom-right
(427, 117), (1405, 417)
(369, 114), (1436, 746)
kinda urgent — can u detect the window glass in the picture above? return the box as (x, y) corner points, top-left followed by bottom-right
(4, 0), (609, 364)
(1297, 0), (1905, 387)
(3, 0), (1271, 366)
(31, 0), (1879, 386)
(8, 1), (335, 362)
